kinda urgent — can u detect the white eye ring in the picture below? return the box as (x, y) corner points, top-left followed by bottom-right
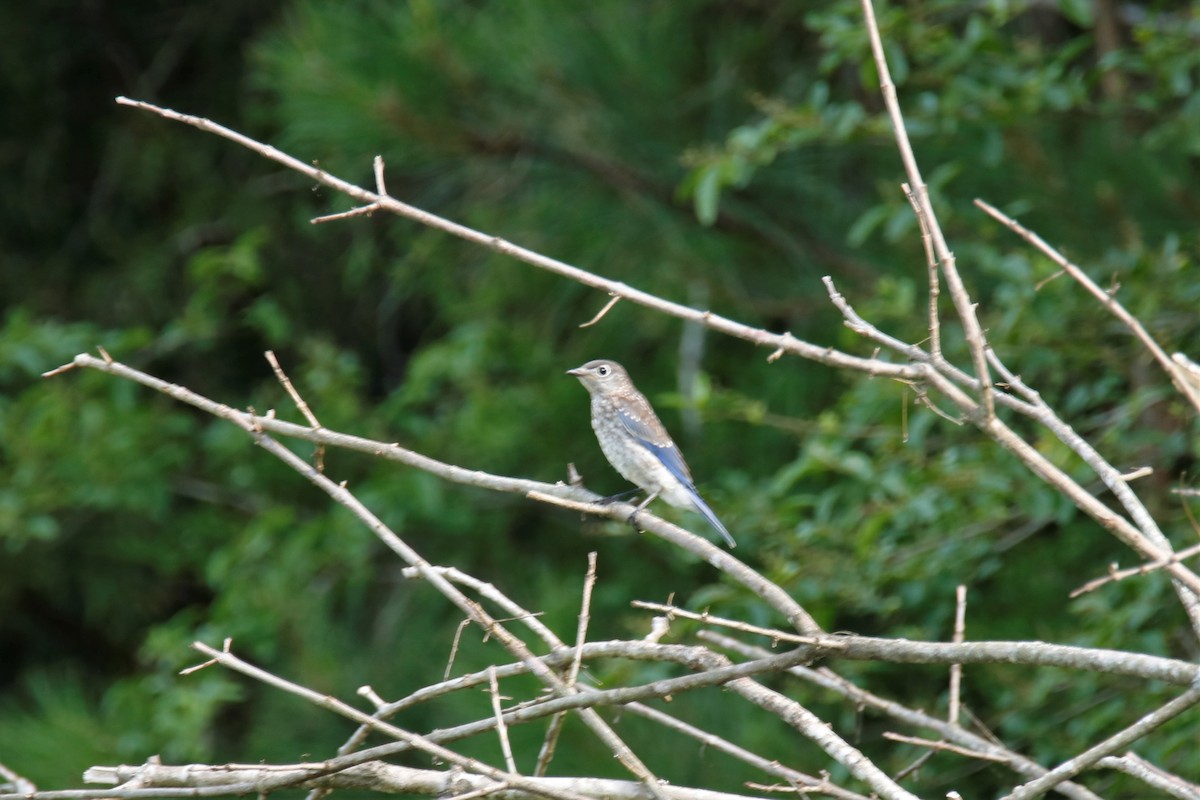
(597, 365), (610, 376)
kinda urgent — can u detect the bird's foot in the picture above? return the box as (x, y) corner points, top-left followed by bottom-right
(624, 490), (659, 534)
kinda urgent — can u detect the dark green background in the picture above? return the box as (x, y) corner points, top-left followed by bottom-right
(3, 1), (1199, 796)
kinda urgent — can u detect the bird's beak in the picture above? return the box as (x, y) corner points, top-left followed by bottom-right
(566, 366), (586, 377)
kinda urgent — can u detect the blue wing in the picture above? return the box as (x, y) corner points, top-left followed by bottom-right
(612, 399), (693, 485)
(614, 399), (736, 548)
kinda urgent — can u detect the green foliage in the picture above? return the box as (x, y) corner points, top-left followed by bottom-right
(3, 0), (1200, 795)
(0, 672), (121, 788)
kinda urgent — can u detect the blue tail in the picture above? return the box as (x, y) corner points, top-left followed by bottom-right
(688, 488), (736, 549)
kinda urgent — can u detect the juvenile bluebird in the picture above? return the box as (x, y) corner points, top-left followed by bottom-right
(567, 359), (736, 548)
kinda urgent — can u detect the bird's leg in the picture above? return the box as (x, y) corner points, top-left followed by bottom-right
(598, 488), (642, 505)
(627, 490), (660, 532)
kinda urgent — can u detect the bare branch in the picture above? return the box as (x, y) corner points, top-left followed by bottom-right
(902, 182), (942, 362)
(579, 294), (622, 328)
(621, 704), (870, 800)
(188, 642), (590, 800)
(1071, 541), (1200, 598)
(527, 490), (821, 634)
(983, 348), (1200, 630)
(273, 640), (918, 800)
(101, 92), (1200, 619)
(535, 552), (599, 776)
(859, 0), (995, 419)
(923, 361), (1200, 605)
(638, 602), (1198, 686)
(85, 358), (669, 800)
(631, 601), (832, 648)
(0, 763), (36, 795)
(113, 96), (918, 383)
(1097, 753), (1200, 800)
(52, 351), (823, 638)
(373, 155), (389, 197)
(948, 585), (967, 726)
(311, 205), (379, 224)
(487, 667), (518, 774)
(820, 276), (1038, 421)
(882, 732), (1009, 764)
(1002, 687), (1200, 800)
(701, 633), (1104, 800)
(264, 350), (322, 430)
(233, 451), (669, 799)
(29, 41), (1184, 799)
(71, 761), (772, 800)
(975, 198), (1200, 415)
(264, 350), (325, 472)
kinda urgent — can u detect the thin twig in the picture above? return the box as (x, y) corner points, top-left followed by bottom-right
(445, 619), (471, 680)
(487, 667), (517, 774)
(569, 553), (598, 688)
(1070, 541), (1200, 598)
(579, 294), (622, 328)
(892, 750), (934, 783)
(179, 637), (232, 675)
(264, 350), (322, 428)
(357, 685), (386, 710)
(535, 552), (599, 776)
(373, 155), (389, 197)
(883, 732), (1009, 764)
(41, 361), (77, 377)
(744, 775), (862, 799)
(1119, 466), (1154, 482)
(902, 182), (942, 362)
(264, 350), (325, 472)
(821, 277), (933, 366)
(311, 205), (379, 224)
(912, 384), (965, 425)
(949, 585), (966, 726)
(630, 600), (831, 648)
(820, 276), (1038, 423)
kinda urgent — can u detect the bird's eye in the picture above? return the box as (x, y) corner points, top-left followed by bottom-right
(597, 365), (610, 377)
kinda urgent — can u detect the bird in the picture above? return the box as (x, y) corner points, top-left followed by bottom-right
(567, 359), (736, 548)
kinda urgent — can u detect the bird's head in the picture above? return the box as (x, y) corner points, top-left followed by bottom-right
(567, 359), (631, 395)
